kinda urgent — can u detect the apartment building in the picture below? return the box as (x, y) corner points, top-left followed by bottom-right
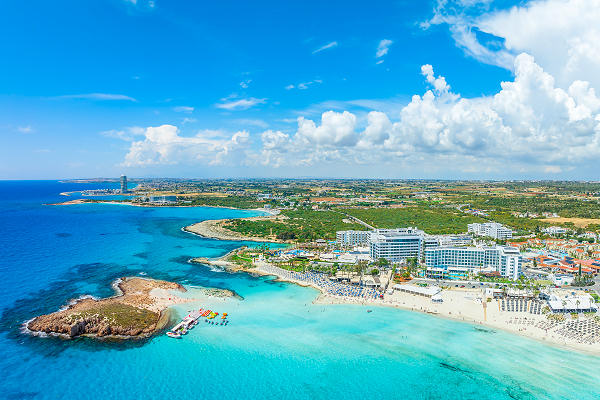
(468, 222), (513, 240)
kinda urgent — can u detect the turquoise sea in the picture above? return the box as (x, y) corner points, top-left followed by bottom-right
(1, 181), (599, 400)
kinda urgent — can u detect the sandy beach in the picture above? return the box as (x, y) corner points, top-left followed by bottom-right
(248, 261), (600, 356)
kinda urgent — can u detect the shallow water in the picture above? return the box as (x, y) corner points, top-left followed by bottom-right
(0, 181), (599, 400)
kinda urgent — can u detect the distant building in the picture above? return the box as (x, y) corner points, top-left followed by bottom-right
(551, 274), (574, 286)
(336, 230), (370, 247)
(149, 195), (177, 204)
(468, 222), (513, 240)
(120, 175), (128, 193)
(425, 245), (521, 280)
(368, 228), (424, 263)
(542, 226), (568, 235)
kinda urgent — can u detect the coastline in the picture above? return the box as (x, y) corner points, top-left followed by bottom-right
(183, 214), (290, 244)
(245, 261), (600, 356)
(42, 199), (600, 355)
(48, 198), (280, 217)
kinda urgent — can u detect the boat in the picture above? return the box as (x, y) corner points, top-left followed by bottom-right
(166, 331), (181, 338)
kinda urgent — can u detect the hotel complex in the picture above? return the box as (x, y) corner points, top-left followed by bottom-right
(468, 222), (513, 240)
(368, 228), (424, 262)
(425, 246), (521, 280)
(336, 230), (370, 247)
(337, 223), (521, 280)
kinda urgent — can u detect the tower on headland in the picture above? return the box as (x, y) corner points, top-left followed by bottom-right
(120, 175), (128, 193)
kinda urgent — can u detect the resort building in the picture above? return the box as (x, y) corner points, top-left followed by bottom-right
(368, 228), (424, 263)
(148, 195), (177, 204)
(120, 175), (128, 193)
(547, 293), (598, 313)
(392, 283), (442, 299)
(551, 274), (574, 286)
(424, 266), (470, 281)
(424, 234), (472, 249)
(336, 230), (370, 247)
(425, 246), (522, 280)
(542, 226), (568, 235)
(467, 222), (513, 240)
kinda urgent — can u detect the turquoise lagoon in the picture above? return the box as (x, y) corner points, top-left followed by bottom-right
(0, 181), (599, 400)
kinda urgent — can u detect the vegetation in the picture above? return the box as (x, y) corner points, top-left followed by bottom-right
(342, 206), (486, 234)
(224, 209), (365, 241)
(466, 194), (600, 219)
(68, 303), (157, 329)
(188, 195), (265, 209)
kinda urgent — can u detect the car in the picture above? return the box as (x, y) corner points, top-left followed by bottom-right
(460, 285), (465, 288)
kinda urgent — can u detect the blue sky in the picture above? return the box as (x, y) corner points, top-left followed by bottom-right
(2, 0), (600, 179)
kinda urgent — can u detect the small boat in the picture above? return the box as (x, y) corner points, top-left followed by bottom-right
(367, 310), (372, 313)
(166, 331), (181, 339)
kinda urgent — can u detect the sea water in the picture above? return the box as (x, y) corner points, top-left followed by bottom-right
(0, 181), (599, 400)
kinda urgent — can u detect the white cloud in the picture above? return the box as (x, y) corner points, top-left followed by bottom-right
(215, 97), (266, 110)
(56, 93), (137, 101)
(252, 53), (600, 174)
(124, 0), (155, 8)
(181, 117), (198, 125)
(233, 119), (269, 128)
(544, 165), (562, 174)
(376, 39), (393, 58)
(122, 125), (251, 166)
(101, 127), (145, 141)
(240, 79), (252, 89)
(296, 111), (358, 147)
(173, 106), (194, 113)
(420, 64), (453, 96)
(476, 0), (600, 88)
(312, 41), (338, 54)
(114, 26), (600, 177)
(285, 79), (323, 90)
(17, 125), (34, 134)
(424, 0), (600, 89)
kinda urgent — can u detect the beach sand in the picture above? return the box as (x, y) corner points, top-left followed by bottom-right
(249, 261), (600, 356)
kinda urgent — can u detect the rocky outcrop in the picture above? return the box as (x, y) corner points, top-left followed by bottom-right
(27, 277), (185, 339)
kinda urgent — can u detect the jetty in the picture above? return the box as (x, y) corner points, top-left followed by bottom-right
(167, 307), (230, 338)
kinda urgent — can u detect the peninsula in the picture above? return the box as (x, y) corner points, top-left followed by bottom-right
(26, 277), (231, 339)
(183, 214), (290, 243)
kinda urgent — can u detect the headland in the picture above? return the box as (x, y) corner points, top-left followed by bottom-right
(26, 277), (233, 339)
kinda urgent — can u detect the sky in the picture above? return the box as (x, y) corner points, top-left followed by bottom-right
(2, 0), (600, 180)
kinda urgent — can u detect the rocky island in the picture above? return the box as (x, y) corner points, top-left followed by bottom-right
(27, 277), (192, 339)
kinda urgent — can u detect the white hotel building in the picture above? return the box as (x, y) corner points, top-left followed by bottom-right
(425, 246), (521, 280)
(468, 222), (513, 240)
(336, 230), (370, 247)
(368, 228), (424, 262)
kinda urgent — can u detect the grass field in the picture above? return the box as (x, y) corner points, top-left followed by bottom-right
(68, 303), (158, 329)
(539, 217), (600, 228)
